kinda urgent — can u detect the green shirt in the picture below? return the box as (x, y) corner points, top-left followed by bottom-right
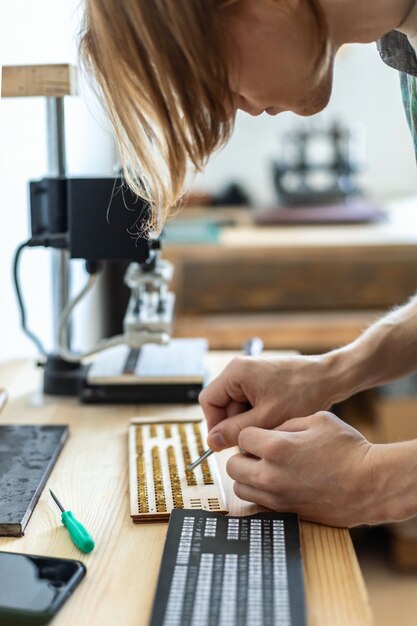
(401, 72), (417, 153)
(378, 31), (417, 154)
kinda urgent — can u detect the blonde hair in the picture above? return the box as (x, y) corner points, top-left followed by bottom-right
(80, 0), (327, 234)
(80, 0), (235, 234)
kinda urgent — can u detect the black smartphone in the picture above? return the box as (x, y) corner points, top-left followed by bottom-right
(0, 551), (86, 625)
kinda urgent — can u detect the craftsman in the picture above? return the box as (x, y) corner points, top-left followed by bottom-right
(81, 0), (417, 527)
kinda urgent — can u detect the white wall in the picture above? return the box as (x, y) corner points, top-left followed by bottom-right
(1, 3), (417, 361)
(0, 0), (117, 362)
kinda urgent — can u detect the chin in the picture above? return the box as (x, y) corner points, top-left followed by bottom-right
(295, 67), (334, 117)
(296, 97), (329, 117)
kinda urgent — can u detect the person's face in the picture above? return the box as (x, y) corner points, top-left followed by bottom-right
(223, 0), (335, 117)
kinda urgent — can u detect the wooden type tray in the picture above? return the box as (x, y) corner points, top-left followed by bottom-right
(129, 416), (228, 522)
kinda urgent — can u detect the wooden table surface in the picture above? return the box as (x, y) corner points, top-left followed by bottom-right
(0, 356), (373, 626)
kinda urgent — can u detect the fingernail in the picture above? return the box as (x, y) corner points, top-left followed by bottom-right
(210, 431), (226, 450)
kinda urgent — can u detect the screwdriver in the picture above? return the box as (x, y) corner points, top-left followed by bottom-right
(187, 337), (264, 471)
(49, 489), (95, 554)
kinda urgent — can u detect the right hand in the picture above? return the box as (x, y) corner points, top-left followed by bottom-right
(226, 411), (379, 527)
(199, 354), (341, 451)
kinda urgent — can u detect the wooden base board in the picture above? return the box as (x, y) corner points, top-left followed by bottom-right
(173, 311), (379, 352)
(129, 416), (228, 522)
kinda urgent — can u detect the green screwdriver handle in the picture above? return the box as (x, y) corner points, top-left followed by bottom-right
(61, 511), (95, 553)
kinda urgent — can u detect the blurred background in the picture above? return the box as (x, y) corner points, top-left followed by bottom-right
(2, 2), (417, 623)
(2, 0), (417, 361)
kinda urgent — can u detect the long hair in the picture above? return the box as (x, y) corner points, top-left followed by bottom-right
(80, 0), (235, 234)
(80, 0), (327, 234)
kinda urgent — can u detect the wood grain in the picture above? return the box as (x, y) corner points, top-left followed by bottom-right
(163, 208), (417, 354)
(128, 419), (227, 521)
(173, 310), (379, 352)
(0, 357), (373, 626)
(1, 64), (78, 98)
(166, 246), (417, 314)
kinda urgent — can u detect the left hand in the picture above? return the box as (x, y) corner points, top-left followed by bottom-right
(227, 411), (380, 527)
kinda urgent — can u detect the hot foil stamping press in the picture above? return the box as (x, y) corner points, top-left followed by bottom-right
(28, 176), (207, 403)
(4, 64), (207, 403)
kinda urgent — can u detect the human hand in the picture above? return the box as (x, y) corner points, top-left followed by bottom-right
(200, 354), (340, 451)
(226, 411), (382, 527)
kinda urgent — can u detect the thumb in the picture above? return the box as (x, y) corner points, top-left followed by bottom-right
(207, 407), (260, 450)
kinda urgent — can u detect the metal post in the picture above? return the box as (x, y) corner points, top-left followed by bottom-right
(46, 97), (71, 351)
(46, 97), (66, 174)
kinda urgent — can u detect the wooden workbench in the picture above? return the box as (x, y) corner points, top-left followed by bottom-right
(163, 199), (417, 353)
(0, 356), (373, 626)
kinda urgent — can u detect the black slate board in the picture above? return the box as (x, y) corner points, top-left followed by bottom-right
(0, 425), (68, 536)
(149, 509), (306, 626)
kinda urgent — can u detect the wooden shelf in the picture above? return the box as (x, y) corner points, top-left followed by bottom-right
(1, 64), (77, 98)
(174, 310), (380, 352)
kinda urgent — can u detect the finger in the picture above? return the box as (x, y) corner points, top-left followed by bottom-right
(198, 394), (228, 432)
(201, 400), (250, 437)
(199, 378), (249, 432)
(233, 482), (293, 513)
(226, 451), (261, 486)
(237, 426), (276, 457)
(225, 400), (252, 418)
(207, 407), (260, 450)
(203, 401), (249, 450)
